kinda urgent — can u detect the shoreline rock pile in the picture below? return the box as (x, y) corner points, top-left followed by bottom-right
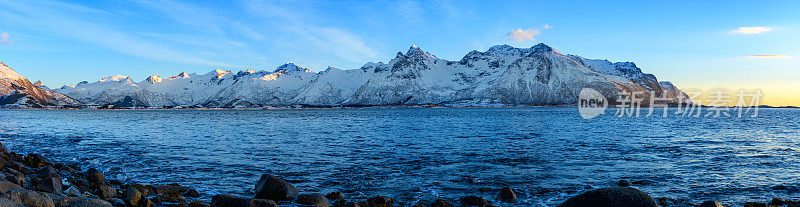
(0, 142), (795, 207)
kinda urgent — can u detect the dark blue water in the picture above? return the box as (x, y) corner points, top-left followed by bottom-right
(1, 108), (799, 206)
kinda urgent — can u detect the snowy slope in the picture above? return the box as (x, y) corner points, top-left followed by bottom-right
(0, 62), (81, 107)
(54, 43), (690, 107)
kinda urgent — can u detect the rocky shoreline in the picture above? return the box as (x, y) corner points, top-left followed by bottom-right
(0, 141), (795, 207)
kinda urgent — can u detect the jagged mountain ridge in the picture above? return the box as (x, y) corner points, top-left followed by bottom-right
(0, 62), (80, 107)
(49, 43), (688, 108)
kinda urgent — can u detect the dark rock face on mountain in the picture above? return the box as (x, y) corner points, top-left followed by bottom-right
(0, 62), (80, 108)
(46, 44), (687, 108)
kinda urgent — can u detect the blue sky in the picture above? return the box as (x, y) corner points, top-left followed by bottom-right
(0, 0), (798, 105)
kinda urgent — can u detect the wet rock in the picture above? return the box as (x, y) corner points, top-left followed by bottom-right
(297, 193), (330, 207)
(253, 174), (298, 201)
(367, 196), (394, 207)
(153, 184), (190, 195)
(36, 166), (59, 178)
(85, 168), (106, 186)
(107, 198), (125, 207)
(153, 190), (187, 204)
(325, 192), (343, 200)
(0, 198), (23, 207)
(461, 196), (488, 206)
(334, 201), (361, 207)
(188, 200), (210, 207)
(25, 154), (53, 168)
(656, 197), (678, 206)
(8, 162), (33, 175)
(64, 187), (81, 197)
(5, 173), (25, 187)
(0, 181), (24, 194)
(210, 194), (277, 207)
(743, 202), (768, 207)
(55, 197), (113, 207)
(497, 187), (516, 202)
(34, 177), (63, 194)
(96, 185), (117, 199)
(616, 180), (631, 187)
(0, 189), (55, 207)
(183, 189), (200, 198)
(697, 200), (724, 207)
(770, 198), (786, 206)
(123, 186), (144, 207)
(431, 199), (454, 207)
(557, 187), (657, 207)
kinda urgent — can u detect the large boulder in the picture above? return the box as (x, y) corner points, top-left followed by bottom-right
(497, 187), (516, 202)
(558, 187), (658, 207)
(36, 166), (59, 178)
(152, 184), (189, 195)
(24, 154), (53, 168)
(210, 194), (277, 207)
(0, 181), (23, 194)
(698, 200), (724, 207)
(460, 196), (488, 206)
(96, 185), (117, 199)
(122, 186), (152, 207)
(430, 199), (454, 207)
(0, 189), (55, 207)
(54, 197), (113, 207)
(0, 198), (23, 207)
(253, 174), (298, 201)
(63, 187), (81, 197)
(297, 194), (330, 207)
(367, 196), (394, 207)
(34, 177), (63, 194)
(85, 168), (106, 186)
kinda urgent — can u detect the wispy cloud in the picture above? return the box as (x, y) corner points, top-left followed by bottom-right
(0, 32), (11, 45)
(747, 55), (791, 59)
(241, 0), (378, 69)
(506, 25), (551, 42)
(0, 0), (223, 66)
(732, 27), (772, 34)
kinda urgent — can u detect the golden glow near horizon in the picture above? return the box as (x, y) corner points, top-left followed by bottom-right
(747, 55), (792, 59)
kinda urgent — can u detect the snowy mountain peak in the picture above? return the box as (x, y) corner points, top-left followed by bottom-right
(170, 72), (190, 79)
(211, 69), (231, 79)
(34, 80), (45, 87)
(0, 61), (25, 80)
(274, 62), (310, 74)
(531, 43), (555, 53)
(488, 44), (514, 52)
(405, 45), (437, 59)
(99, 75), (131, 82)
(246, 69), (256, 74)
(145, 75), (163, 84)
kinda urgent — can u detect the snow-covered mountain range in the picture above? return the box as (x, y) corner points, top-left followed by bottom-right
(2, 43), (689, 108)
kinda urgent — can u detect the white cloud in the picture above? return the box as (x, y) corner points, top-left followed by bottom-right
(0, 32), (10, 44)
(506, 28), (541, 42)
(505, 25), (552, 42)
(732, 27), (772, 34)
